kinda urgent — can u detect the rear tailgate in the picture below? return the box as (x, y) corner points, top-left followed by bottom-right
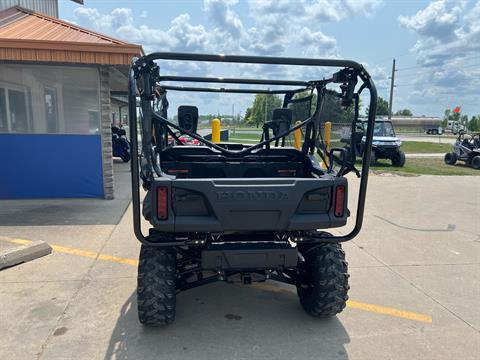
(150, 177), (348, 232)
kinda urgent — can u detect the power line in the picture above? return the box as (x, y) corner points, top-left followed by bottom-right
(392, 63), (480, 82)
(396, 57), (480, 72)
(375, 52), (412, 65)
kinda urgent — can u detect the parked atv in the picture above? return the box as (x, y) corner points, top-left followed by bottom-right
(444, 132), (480, 169)
(353, 119), (405, 167)
(111, 125), (131, 162)
(128, 52), (377, 326)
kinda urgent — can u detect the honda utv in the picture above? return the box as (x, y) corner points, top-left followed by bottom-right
(128, 53), (377, 326)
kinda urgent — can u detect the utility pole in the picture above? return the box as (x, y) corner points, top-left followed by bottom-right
(388, 58), (396, 120)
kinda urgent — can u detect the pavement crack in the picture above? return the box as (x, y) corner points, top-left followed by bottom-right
(374, 215), (456, 233)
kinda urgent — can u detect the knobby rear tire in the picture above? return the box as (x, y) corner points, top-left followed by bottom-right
(137, 245), (176, 326)
(444, 152), (457, 165)
(471, 155), (480, 170)
(297, 243), (350, 317)
(392, 150), (406, 167)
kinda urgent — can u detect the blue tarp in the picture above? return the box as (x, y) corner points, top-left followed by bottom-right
(0, 134), (104, 199)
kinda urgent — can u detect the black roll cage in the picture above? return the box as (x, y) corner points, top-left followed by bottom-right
(129, 52), (377, 246)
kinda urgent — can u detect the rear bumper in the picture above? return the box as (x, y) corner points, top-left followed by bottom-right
(201, 243), (298, 270)
(144, 176), (348, 233)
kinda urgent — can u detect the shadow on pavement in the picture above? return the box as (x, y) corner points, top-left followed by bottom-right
(105, 283), (350, 360)
(0, 162), (131, 226)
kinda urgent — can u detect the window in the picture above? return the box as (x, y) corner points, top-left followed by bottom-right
(0, 83), (31, 133)
(0, 64), (100, 135)
(88, 110), (100, 134)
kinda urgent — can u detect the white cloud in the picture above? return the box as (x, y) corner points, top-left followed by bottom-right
(73, 1), (384, 58)
(308, 0), (347, 22)
(249, 0), (307, 19)
(398, 0), (479, 66)
(343, 0), (383, 17)
(245, 0), (382, 56)
(167, 14), (211, 52)
(71, 1), (388, 88)
(398, 0), (463, 41)
(249, 0), (383, 22)
(396, 0), (480, 115)
(362, 63), (390, 91)
(297, 27), (338, 58)
(74, 7), (133, 31)
(204, 0), (244, 38)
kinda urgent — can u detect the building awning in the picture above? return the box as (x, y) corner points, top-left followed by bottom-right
(0, 6), (143, 65)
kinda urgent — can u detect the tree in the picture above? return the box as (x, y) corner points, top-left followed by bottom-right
(244, 107), (252, 124)
(443, 108), (461, 127)
(245, 94), (283, 127)
(365, 96), (389, 116)
(245, 90), (361, 128)
(468, 115), (480, 132)
(376, 97), (389, 116)
(395, 109), (413, 116)
(289, 91), (360, 124)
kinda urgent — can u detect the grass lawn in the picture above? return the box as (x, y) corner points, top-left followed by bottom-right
(227, 136), (477, 175)
(228, 137), (453, 153)
(401, 141), (452, 154)
(371, 158), (479, 176)
(229, 132), (262, 140)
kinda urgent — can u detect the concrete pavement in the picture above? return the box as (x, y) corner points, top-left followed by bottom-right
(0, 163), (479, 359)
(406, 153), (444, 158)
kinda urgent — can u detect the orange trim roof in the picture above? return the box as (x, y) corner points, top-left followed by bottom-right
(0, 6), (143, 65)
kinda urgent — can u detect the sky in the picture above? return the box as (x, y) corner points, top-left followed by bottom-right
(60, 0), (480, 118)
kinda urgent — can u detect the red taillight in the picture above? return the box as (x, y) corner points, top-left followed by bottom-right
(334, 185), (345, 217)
(157, 186), (168, 220)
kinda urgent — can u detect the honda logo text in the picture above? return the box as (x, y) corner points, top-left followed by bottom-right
(216, 190), (288, 201)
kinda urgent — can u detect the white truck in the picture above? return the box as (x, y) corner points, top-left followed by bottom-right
(388, 116), (465, 135)
(444, 120), (465, 135)
(423, 119), (466, 135)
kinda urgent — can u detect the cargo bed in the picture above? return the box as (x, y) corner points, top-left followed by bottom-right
(144, 175), (348, 232)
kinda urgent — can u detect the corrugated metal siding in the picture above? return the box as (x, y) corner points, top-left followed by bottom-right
(0, 46), (137, 65)
(0, 0), (58, 17)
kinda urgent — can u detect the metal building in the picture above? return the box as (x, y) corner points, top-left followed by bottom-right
(0, 5), (142, 199)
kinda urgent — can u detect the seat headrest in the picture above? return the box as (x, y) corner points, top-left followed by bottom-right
(272, 108), (293, 123)
(271, 108), (292, 136)
(178, 105), (199, 133)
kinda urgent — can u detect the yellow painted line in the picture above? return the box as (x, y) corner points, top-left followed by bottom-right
(1, 237), (432, 323)
(1, 237), (138, 267)
(253, 283), (432, 324)
(346, 299), (432, 323)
